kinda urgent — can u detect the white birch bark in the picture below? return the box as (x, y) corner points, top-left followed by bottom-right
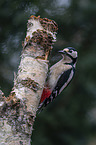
(0, 15), (58, 145)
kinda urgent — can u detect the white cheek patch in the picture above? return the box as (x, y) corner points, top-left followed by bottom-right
(68, 51), (77, 58)
(72, 51), (77, 58)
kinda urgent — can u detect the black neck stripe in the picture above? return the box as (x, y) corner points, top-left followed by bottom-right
(66, 53), (77, 64)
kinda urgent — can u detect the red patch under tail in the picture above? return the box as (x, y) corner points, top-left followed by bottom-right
(40, 88), (51, 103)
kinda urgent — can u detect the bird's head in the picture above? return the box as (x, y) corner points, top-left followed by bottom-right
(58, 47), (78, 64)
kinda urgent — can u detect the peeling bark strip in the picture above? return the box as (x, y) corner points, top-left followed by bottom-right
(0, 16), (58, 145)
(21, 77), (39, 92)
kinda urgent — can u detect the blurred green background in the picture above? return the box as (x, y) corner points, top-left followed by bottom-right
(0, 0), (96, 145)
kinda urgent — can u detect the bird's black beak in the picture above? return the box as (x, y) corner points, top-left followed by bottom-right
(58, 50), (66, 54)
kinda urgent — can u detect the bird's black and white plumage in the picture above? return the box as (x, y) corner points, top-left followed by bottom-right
(38, 47), (78, 111)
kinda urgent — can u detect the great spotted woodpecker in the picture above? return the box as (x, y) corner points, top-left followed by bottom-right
(38, 47), (78, 111)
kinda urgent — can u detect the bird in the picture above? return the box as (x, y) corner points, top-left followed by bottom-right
(38, 47), (78, 112)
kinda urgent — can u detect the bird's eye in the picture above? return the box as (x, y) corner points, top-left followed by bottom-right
(69, 50), (72, 53)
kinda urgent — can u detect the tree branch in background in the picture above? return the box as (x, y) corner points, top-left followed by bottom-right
(0, 15), (58, 145)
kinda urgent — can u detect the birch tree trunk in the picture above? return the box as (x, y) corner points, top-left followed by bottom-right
(0, 15), (58, 145)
